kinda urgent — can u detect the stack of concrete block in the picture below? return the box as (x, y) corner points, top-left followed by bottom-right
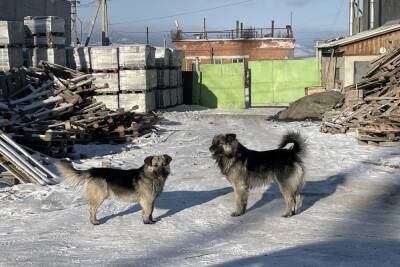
(0, 21), (24, 71)
(171, 49), (184, 107)
(90, 46), (120, 111)
(118, 45), (156, 113)
(24, 16), (66, 67)
(154, 47), (171, 109)
(155, 48), (184, 109)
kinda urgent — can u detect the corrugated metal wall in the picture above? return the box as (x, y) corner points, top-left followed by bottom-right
(0, 0), (71, 44)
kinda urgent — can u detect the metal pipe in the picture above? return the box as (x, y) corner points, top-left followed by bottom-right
(370, 0), (375, 29)
(0, 141), (47, 185)
(349, 0), (354, 35)
(0, 131), (58, 181)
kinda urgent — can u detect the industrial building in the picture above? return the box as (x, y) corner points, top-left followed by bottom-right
(350, 0), (400, 35)
(0, 0), (71, 44)
(173, 21), (295, 71)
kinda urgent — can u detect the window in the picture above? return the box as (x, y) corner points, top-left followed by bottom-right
(213, 58), (222, 64)
(232, 58), (244, 63)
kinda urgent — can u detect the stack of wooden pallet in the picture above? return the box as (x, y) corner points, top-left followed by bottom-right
(0, 21), (24, 71)
(24, 16), (66, 67)
(321, 48), (400, 146)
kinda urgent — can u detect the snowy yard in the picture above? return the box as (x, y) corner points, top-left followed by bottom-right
(1, 108), (400, 266)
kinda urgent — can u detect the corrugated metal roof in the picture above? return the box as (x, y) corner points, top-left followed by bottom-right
(316, 23), (400, 49)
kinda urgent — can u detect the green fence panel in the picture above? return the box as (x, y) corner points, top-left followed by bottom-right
(192, 63), (245, 109)
(249, 58), (321, 106)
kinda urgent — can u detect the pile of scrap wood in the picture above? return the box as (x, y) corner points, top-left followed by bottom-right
(0, 61), (160, 185)
(321, 48), (400, 146)
(0, 61), (159, 157)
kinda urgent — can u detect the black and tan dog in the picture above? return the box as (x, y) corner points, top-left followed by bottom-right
(55, 155), (172, 225)
(210, 132), (306, 218)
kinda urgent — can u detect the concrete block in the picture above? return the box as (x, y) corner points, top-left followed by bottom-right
(90, 46), (119, 70)
(0, 48), (23, 71)
(170, 87), (178, 106)
(119, 44), (155, 69)
(120, 69), (157, 91)
(155, 47), (171, 68)
(157, 69), (170, 88)
(177, 87), (183, 104)
(26, 35), (65, 47)
(169, 49), (184, 67)
(177, 69), (183, 86)
(119, 91), (155, 113)
(24, 16), (65, 35)
(93, 94), (119, 111)
(29, 47), (66, 67)
(92, 72), (119, 93)
(169, 69), (178, 87)
(160, 89), (171, 108)
(0, 21), (25, 45)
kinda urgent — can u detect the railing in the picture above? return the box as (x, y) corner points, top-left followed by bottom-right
(172, 26), (293, 41)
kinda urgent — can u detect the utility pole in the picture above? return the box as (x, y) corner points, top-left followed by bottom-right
(71, 0), (80, 45)
(101, 0), (110, 46)
(84, 0), (110, 46)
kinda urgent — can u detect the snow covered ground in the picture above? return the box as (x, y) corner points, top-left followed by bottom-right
(0, 107), (399, 266)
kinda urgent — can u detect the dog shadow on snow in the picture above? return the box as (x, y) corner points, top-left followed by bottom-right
(247, 173), (347, 214)
(99, 187), (232, 224)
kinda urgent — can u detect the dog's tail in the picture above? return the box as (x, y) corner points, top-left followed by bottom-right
(54, 160), (87, 187)
(278, 131), (306, 156)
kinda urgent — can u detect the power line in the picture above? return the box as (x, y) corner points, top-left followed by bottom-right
(109, 0), (254, 25)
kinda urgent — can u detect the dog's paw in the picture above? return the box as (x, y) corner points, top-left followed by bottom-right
(281, 211), (295, 218)
(231, 211), (244, 217)
(91, 220), (100, 225)
(143, 219), (156, 224)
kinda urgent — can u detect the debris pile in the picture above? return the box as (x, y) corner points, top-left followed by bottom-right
(321, 48), (400, 146)
(0, 61), (159, 157)
(276, 90), (344, 121)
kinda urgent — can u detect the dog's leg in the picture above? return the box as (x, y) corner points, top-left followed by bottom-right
(279, 185), (295, 218)
(294, 193), (303, 214)
(85, 181), (107, 225)
(139, 197), (156, 224)
(231, 182), (249, 217)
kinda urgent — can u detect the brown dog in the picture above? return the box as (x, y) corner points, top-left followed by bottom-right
(54, 155), (172, 225)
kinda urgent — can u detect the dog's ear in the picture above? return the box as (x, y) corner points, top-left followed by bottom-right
(144, 156), (154, 166)
(163, 154), (172, 165)
(226, 134), (237, 142)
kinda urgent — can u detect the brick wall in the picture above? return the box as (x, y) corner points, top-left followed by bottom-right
(174, 38), (295, 71)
